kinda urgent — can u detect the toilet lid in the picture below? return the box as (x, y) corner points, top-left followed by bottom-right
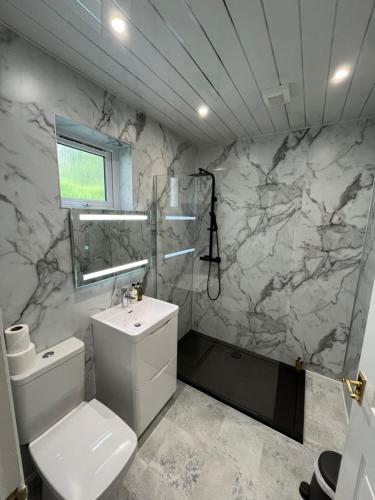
(29, 399), (137, 500)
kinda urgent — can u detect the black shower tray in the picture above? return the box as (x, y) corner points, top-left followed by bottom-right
(177, 330), (305, 443)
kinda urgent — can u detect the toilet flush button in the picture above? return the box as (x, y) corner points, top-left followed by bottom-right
(42, 351), (55, 358)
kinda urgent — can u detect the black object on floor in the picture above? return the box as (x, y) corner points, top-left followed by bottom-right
(177, 330), (305, 443)
(299, 481), (311, 499)
(299, 451), (342, 499)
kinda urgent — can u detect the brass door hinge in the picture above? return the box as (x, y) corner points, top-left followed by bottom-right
(343, 370), (367, 405)
(6, 486), (27, 500)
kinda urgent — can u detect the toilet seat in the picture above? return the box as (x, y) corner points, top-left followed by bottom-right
(29, 399), (137, 500)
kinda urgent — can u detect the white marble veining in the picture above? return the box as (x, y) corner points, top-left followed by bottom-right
(2, 23), (374, 387)
(343, 176), (375, 411)
(0, 23), (357, 500)
(1, 19), (373, 401)
(193, 121), (375, 378)
(0, 25), (197, 399)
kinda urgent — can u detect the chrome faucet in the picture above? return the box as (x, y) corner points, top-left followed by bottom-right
(121, 287), (132, 308)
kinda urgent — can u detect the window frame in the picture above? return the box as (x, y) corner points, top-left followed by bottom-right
(56, 136), (114, 209)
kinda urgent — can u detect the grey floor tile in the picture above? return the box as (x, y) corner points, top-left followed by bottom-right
(24, 372), (348, 500)
(122, 463), (187, 500)
(138, 416), (207, 497)
(214, 407), (265, 479)
(304, 371), (347, 453)
(192, 448), (257, 500)
(165, 383), (227, 444)
(254, 433), (319, 500)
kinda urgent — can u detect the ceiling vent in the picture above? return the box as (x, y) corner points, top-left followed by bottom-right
(262, 83), (292, 107)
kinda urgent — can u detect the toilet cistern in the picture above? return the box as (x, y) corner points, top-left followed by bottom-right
(10, 337), (137, 500)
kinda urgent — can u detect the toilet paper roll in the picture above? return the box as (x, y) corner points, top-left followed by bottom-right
(5, 324), (30, 354)
(7, 342), (36, 376)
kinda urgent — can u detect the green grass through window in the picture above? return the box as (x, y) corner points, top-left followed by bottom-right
(57, 143), (107, 201)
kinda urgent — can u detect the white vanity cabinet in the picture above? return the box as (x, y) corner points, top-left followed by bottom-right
(92, 297), (178, 436)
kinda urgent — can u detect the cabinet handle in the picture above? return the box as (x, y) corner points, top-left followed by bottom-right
(150, 318), (170, 334)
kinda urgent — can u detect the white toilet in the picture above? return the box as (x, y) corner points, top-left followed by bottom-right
(10, 337), (137, 500)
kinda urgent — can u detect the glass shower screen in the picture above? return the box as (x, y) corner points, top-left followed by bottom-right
(154, 173), (197, 339)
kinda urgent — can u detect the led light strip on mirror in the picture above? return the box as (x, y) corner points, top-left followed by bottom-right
(83, 259), (149, 281)
(79, 214), (148, 221)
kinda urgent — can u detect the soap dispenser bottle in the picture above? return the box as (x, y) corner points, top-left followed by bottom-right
(136, 282), (143, 301)
(130, 283), (137, 303)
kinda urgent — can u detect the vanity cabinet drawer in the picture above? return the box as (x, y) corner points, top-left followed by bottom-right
(134, 315), (177, 389)
(135, 356), (177, 436)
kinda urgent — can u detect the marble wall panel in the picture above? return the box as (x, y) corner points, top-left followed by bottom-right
(343, 181), (375, 410)
(1, 23), (375, 396)
(193, 121), (375, 378)
(286, 124), (375, 376)
(0, 26), (197, 399)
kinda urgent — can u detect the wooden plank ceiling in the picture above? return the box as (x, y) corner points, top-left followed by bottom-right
(1, 0), (374, 144)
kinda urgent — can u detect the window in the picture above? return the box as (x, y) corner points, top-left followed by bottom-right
(56, 137), (113, 208)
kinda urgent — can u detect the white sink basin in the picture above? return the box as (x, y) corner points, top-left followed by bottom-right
(92, 296), (178, 342)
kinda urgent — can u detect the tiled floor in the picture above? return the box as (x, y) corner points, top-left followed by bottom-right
(117, 371), (347, 500)
(28, 371), (347, 500)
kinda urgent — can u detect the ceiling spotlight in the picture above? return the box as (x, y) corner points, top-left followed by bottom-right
(111, 17), (126, 33)
(198, 105), (209, 118)
(331, 66), (351, 84)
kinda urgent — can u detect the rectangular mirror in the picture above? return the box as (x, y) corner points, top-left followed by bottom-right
(70, 209), (151, 287)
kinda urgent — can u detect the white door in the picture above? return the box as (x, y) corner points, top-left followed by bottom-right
(0, 309), (24, 500)
(336, 281), (375, 499)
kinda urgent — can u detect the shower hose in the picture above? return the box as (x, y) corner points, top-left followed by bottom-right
(207, 229), (221, 301)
